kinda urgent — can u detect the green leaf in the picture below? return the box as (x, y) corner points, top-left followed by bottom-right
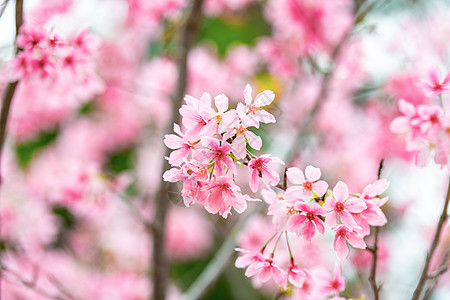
(15, 129), (59, 168)
(106, 148), (135, 174)
(197, 5), (271, 57)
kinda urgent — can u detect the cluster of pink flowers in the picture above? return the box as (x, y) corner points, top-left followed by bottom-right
(163, 84), (283, 217)
(3, 26), (103, 140)
(234, 165), (388, 296)
(391, 70), (450, 168)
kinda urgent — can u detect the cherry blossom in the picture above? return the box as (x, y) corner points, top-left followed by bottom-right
(324, 181), (367, 229)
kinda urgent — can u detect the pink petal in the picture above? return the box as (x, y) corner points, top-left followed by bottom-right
(398, 99), (416, 116)
(325, 211), (338, 229)
(366, 179), (389, 198)
(312, 204), (326, 216)
(222, 156), (237, 174)
(284, 186), (304, 202)
(249, 169), (260, 192)
(333, 181), (349, 202)
(287, 214), (307, 235)
(254, 110), (276, 124)
(323, 197), (336, 211)
(346, 232), (366, 249)
(231, 134), (247, 160)
(301, 220), (315, 241)
(305, 165), (321, 181)
(246, 130), (262, 150)
(214, 93), (229, 112)
(340, 211), (358, 229)
(313, 218), (325, 235)
(286, 167), (305, 185)
(294, 202), (311, 212)
(271, 265), (287, 288)
(390, 117), (410, 133)
(164, 134), (182, 149)
(201, 136), (220, 149)
(244, 84), (253, 105)
(313, 180), (328, 197)
(334, 236), (349, 259)
(344, 198), (367, 213)
(254, 90), (275, 107)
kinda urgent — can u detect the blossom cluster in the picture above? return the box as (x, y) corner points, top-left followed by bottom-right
(163, 84), (283, 217)
(234, 165), (388, 296)
(390, 70), (450, 168)
(3, 26), (103, 139)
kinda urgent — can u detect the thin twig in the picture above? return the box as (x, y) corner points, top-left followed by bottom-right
(182, 205), (263, 300)
(1, 265), (74, 300)
(412, 177), (450, 300)
(0, 0), (23, 184)
(368, 159), (385, 300)
(0, 0), (10, 19)
(151, 1), (204, 300)
(284, 24), (354, 166)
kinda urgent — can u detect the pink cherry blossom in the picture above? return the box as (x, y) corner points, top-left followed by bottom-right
(390, 99), (422, 138)
(226, 124), (262, 160)
(324, 181), (367, 229)
(201, 176), (247, 218)
(264, 189), (297, 231)
(197, 136), (236, 176)
(287, 202), (326, 241)
(288, 264), (311, 288)
(423, 69), (450, 97)
(163, 124), (195, 166)
(333, 225), (366, 259)
(179, 93), (215, 139)
(237, 84), (276, 128)
(244, 257), (287, 288)
(285, 165), (329, 199)
(317, 264), (346, 297)
(248, 155), (284, 192)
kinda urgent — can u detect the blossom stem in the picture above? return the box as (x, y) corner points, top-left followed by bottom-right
(261, 232), (278, 253)
(412, 176), (450, 300)
(271, 232), (284, 258)
(285, 231), (295, 264)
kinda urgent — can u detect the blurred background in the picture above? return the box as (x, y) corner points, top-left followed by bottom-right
(0, 0), (449, 299)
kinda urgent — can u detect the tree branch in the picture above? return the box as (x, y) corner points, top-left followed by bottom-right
(0, 0), (23, 184)
(367, 159), (384, 300)
(151, 1), (204, 300)
(412, 177), (450, 300)
(1, 265), (76, 300)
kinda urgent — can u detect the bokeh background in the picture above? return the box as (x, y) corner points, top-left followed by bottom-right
(0, 0), (450, 299)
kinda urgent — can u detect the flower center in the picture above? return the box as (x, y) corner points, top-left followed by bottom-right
(306, 212), (315, 221)
(214, 114), (223, 123)
(330, 279), (340, 290)
(335, 202), (345, 213)
(214, 149), (225, 159)
(253, 159), (264, 169)
(430, 115), (440, 124)
(303, 181), (312, 190)
(236, 125), (246, 135)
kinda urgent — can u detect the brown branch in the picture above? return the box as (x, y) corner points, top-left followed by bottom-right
(1, 265), (75, 300)
(151, 1), (204, 300)
(284, 24), (354, 166)
(367, 159), (384, 300)
(412, 177), (450, 300)
(0, 0), (23, 185)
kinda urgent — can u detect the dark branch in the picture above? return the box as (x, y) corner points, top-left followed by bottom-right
(412, 177), (450, 300)
(151, 1), (204, 300)
(368, 158), (385, 300)
(0, 0), (23, 184)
